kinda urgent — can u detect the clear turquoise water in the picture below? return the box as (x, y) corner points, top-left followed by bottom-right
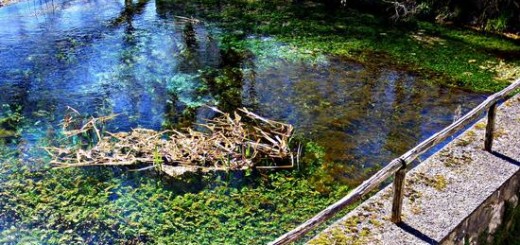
(0, 0), (488, 243)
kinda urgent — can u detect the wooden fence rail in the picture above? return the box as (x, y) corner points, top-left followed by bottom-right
(269, 78), (520, 245)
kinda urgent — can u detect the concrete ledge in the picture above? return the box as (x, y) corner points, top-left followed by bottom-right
(308, 95), (520, 245)
(442, 170), (520, 244)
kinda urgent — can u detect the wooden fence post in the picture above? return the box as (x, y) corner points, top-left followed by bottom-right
(485, 102), (497, 152)
(391, 159), (407, 223)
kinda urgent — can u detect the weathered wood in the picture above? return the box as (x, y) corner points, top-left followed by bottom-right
(269, 78), (520, 245)
(400, 79), (520, 165)
(391, 160), (407, 223)
(485, 102), (497, 152)
(268, 159), (403, 245)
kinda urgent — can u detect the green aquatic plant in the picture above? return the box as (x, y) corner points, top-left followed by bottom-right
(153, 145), (163, 170)
(165, 0), (519, 92)
(4, 1), (516, 244)
(0, 138), (353, 244)
(167, 73), (213, 108)
(0, 104), (23, 138)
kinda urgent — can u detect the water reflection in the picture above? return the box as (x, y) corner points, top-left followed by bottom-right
(0, 0), (487, 180)
(110, 0), (149, 28)
(241, 58), (486, 181)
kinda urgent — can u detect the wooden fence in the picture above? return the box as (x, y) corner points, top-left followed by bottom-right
(269, 78), (520, 245)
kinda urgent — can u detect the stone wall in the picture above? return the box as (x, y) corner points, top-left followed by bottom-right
(441, 170), (520, 245)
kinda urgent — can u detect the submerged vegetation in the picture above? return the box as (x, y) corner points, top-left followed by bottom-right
(165, 0), (520, 92)
(0, 104), (22, 139)
(0, 139), (353, 244)
(0, 0), (519, 243)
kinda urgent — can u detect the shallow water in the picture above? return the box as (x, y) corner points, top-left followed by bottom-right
(0, 0), (488, 242)
(246, 57), (489, 178)
(0, 0), (485, 166)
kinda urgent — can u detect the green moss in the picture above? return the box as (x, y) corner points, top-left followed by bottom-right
(432, 174), (448, 191)
(494, 127), (507, 139)
(475, 122), (487, 130)
(368, 218), (382, 227)
(466, 130), (477, 138)
(409, 172), (448, 191)
(309, 214), (371, 245)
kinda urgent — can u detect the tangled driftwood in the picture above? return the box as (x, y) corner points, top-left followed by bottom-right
(45, 107), (295, 176)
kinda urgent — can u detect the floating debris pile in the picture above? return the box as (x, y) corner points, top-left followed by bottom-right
(45, 107), (294, 176)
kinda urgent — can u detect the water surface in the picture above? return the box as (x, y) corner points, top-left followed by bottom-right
(0, 0), (488, 242)
(0, 0), (485, 166)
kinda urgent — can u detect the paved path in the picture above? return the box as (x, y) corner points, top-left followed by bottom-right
(308, 94), (520, 244)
